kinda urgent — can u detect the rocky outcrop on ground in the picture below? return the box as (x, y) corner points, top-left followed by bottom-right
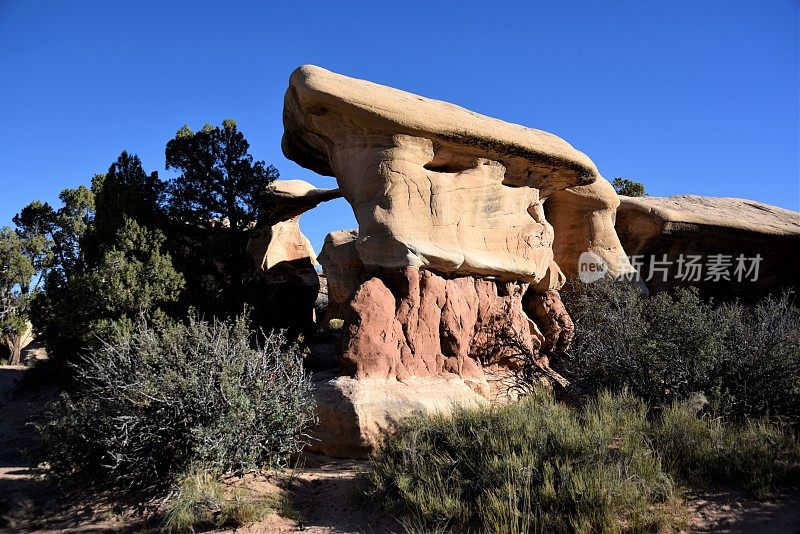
(309, 371), (488, 458)
(616, 195), (800, 299)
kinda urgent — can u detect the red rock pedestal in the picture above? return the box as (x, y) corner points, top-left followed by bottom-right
(339, 267), (573, 386)
(308, 267), (575, 458)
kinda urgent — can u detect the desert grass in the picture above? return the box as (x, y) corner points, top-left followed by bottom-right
(161, 468), (279, 533)
(368, 388), (799, 533)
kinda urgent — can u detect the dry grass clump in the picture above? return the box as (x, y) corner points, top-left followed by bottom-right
(370, 389), (682, 533)
(162, 469), (279, 533)
(653, 401), (800, 497)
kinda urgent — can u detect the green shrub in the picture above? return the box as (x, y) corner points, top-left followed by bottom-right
(368, 389), (800, 533)
(710, 293), (800, 423)
(36, 313), (316, 490)
(369, 389), (684, 534)
(651, 402), (800, 497)
(560, 280), (800, 424)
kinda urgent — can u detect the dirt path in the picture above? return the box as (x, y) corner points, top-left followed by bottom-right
(0, 365), (141, 533)
(1, 364), (798, 533)
(686, 488), (800, 533)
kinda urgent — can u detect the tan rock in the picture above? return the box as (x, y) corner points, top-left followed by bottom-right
(615, 195), (800, 299)
(248, 179), (341, 272)
(248, 217), (316, 272)
(247, 179), (337, 329)
(316, 229), (362, 305)
(246, 224), (319, 329)
(547, 177), (640, 282)
(309, 372), (489, 458)
(259, 179), (341, 222)
(282, 65), (638, 286)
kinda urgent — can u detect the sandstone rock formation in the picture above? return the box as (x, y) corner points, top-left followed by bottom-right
(616, 195), (800, 300)
(316, 229), (361, 323)
(275, 65), (639, 456)
(283, 65), (636, 287)
(310, 371), (488, 458)
(279, 65), (637, 383)
(546, 178), (639, 282)
(256, 179), (342, 222)
(247, 180), (340, 329)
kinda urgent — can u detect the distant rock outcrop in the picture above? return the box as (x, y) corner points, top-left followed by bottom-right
(616, 195), (800, 300)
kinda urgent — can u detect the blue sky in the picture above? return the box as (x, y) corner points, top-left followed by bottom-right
(1, 1), (798, 253)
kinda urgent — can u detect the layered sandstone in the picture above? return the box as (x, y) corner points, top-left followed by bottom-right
(283, 65), (635, 287)
(615, 195), (800, 299)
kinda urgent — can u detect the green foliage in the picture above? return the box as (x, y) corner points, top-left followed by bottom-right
(0, 226), (36, 364)
(368, 389), (800, 533)
(0, 226), (34, 311)
(162, 469), (276, 533)
(165, 119), (279, 319)
(14, 121), (279, 370)
(369, 389), (684, 533)
(561, 280), (800, 424)
(14, 186), (93, 286)
(90, 151), (166, 254)
(612, 177), (646, 197)
(18, 155), (183, 371)
(165, 119), (277, 233)
(82, 218), (184, 322)
(19, 187), (95, 367)
(652, 401), (800, 497)
(36, 313), (316, 490)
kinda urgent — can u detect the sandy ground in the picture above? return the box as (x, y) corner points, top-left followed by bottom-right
(0, 364), (798, 533)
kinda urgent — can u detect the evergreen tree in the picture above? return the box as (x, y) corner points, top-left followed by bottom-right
(0, 227), (36, 364)
(165, 119), (277, 317)
(17, 154), (183, 372)
(612, 177), (646, 197)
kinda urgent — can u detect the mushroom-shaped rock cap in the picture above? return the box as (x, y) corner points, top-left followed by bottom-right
(280, 65), (622, 284)
(282, 65), (599, 194)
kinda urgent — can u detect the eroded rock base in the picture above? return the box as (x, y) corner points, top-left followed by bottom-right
(339, 268), (574, 383)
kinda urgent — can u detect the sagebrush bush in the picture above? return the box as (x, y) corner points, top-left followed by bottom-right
(369, 389), (800, 533)
(36, 313), (316, 489)
(560, 280), (800, 424)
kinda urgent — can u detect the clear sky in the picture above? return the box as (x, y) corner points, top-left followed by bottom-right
(1, 1), (798, 253)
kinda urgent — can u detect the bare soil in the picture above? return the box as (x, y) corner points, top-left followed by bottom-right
(0, 364), (798, 533)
